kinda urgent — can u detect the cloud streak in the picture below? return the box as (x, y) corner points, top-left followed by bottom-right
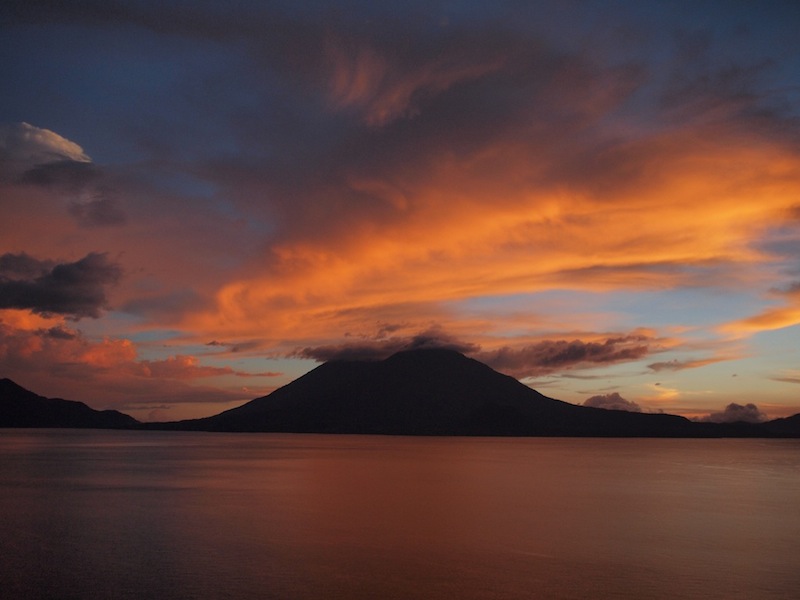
(476, 335), (654, 379)
(647, 357), (728, 372)
(138, 355), (280, 379)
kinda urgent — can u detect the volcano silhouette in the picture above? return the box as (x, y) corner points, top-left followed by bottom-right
(154, 348), (694, 436)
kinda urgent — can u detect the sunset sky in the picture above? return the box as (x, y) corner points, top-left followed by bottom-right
(2, 0), (799, 422)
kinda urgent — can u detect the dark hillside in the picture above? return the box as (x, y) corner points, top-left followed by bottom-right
(0, 378), (138, 429)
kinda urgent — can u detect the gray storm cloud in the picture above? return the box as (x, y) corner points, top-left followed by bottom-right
(0, 252), (122, 319)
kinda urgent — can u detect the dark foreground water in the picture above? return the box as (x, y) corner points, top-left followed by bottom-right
(1, 431), (799, 599)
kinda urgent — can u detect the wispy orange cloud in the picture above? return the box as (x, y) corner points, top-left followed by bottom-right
(184, 127), (800, 352)
(138, 355), (281, 379)
(772, 369), (800, 385)
(721, 282), (800, 336)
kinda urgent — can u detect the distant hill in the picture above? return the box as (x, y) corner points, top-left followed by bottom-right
(762, 413), (800, 437)
(146, 348), (719, 436)
(0, 378), (138, 429)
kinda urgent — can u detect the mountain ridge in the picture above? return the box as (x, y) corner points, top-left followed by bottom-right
(3, 349), (800, 437)
(0, 377), (139, 429)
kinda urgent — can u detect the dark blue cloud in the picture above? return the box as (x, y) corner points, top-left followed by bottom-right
(0, 252), (122, 318)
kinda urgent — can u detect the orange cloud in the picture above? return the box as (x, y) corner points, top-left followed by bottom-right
(183, 126), (800, 350)
(79, 337), (137, 368)
(721, 283), (800, 336)
(0, 321), (282, 419)
(724, 306), (800, 334)
(0, 319), (128, 366)
(0, 308), (64, 331)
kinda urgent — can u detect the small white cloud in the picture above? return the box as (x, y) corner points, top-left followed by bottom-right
(0, 122), (91, 170)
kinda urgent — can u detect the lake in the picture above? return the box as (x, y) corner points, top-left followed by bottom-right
(1, 430), (798, 599)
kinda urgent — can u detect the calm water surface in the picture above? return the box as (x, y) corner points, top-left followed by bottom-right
(1, 430), (799, 599)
